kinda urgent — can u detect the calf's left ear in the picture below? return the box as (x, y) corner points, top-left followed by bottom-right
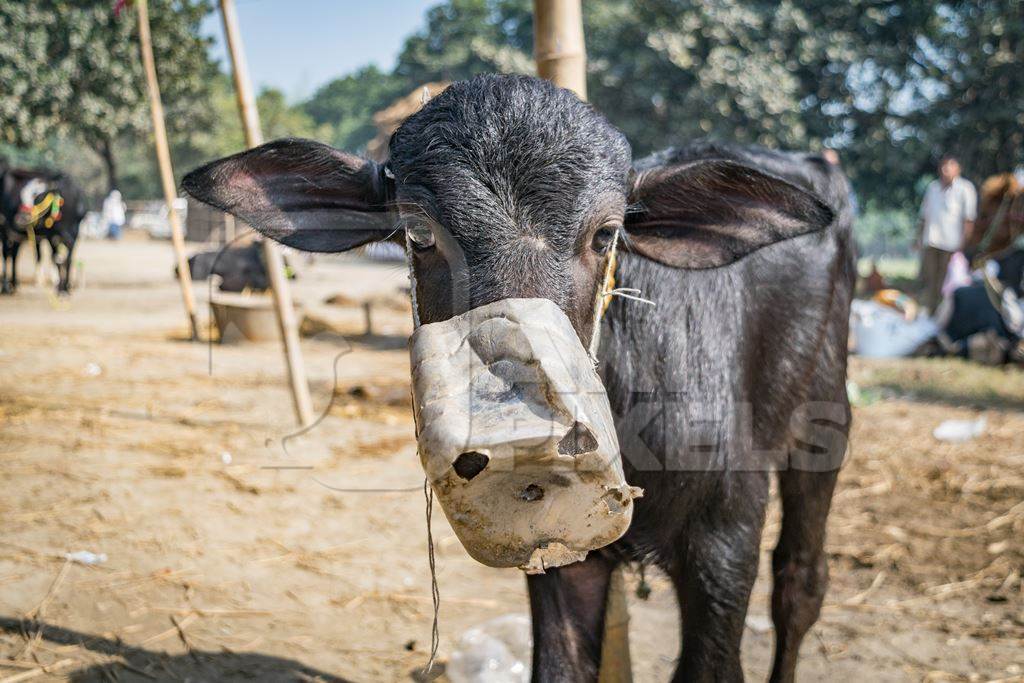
(625, 159), (834, 269)
(182, 138), (394, 253)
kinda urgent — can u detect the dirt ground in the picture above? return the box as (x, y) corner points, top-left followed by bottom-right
(1, 238), (1022, 682)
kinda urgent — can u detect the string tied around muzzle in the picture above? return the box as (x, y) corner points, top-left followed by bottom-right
(587, 228), (656, 359)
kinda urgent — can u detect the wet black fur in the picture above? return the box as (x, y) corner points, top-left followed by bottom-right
(183, 74), (855, 683)
(387, 75), (632, 335)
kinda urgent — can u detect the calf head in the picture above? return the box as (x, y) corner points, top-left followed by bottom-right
(183, 74), (832, 344)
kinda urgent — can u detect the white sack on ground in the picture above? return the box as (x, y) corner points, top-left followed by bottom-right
(850, 299), (939, 358)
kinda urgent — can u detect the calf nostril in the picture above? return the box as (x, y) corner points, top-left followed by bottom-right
(557, 421), (599, 456)
(520, 484), (544, 501)
(453, 451), (489, 480)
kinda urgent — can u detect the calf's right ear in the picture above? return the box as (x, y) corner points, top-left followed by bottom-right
(182, 138), (394, 253)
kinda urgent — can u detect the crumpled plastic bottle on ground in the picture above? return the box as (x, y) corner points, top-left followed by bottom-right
(65, 550), (107, 565)
(446, 614), (531, 683)
(933, 417), (987, 443)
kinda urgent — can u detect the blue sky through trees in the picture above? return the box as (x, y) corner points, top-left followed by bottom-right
(200, 0), (439, 100)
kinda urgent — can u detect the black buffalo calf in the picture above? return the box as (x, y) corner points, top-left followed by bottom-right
(183, 75), (854, 682)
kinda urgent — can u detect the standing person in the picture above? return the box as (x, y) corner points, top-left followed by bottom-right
(917, 155), (977, 312)
(102, 189), (126, 240)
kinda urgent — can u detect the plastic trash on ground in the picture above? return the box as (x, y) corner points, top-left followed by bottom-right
(409, 298), (641, 572)
(933, 417), (987, 443)
(65, 550), (107, 565)
(845, 380), (881, 407)
(941, 251), (972, 298)
(871, 289), (919, 320)
(850, 299), (939, 358)
(447, 614), (531, 683)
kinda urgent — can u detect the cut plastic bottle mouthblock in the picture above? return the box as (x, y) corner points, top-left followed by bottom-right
(409, 298), (641, 572)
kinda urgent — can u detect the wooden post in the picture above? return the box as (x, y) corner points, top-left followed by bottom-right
(135, 0), (200, 340)
(224, 213), (235, 244)
(597, 567), (633, 683)
(533, 2), (629, 680)
(218, 0), (314, 427)
(362, 301), (373, 337)
(532, 0), (587, 100)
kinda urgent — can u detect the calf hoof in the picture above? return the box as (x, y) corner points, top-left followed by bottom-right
(1, 284), (14, 295)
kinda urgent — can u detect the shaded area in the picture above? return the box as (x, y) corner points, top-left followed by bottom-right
(867, 382), (1024, 412)
(0, 617), (353, 682)
(853, 356), (1024, 411)
(349, 333), (410, 351)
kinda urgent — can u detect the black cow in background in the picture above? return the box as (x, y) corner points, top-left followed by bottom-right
(182, 239), (296, 293)
(0, 165), (86, 295)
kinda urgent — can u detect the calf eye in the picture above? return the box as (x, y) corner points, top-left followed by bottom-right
(591, 224), (619, 254)
(404, 218), (436, 251)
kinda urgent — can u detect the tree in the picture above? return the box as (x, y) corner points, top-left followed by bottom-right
(166, 75), (329, 194)
(900, 0), (1024, 184)
(0, 0), (217, 191)
(6, 0), (1019, 218)
(381, 0), (1022, 219)
(303, 66), (403, 154)
(393, 0), (534, 84)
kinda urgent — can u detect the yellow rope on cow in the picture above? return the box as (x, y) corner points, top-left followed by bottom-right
(600, 245), (618, 316)
(22, 192), (63, 230)
(587, 229), (656, 360)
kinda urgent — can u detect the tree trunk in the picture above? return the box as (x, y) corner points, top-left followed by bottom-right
(100, 137), (118, 193)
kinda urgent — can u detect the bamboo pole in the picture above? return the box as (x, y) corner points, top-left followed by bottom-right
(218, 0), (314, 427)
(597, 567), (633, 683)
(532, 0), (587, 100)
(533, 2), (629, 680)
(135, 0), (199, 340)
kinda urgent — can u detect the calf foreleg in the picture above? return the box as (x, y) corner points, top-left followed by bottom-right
(769, 468), (839, 683)
(770, 389), (848, 683)
(527, 551), (617, 682)
(669, 473), (768, 682)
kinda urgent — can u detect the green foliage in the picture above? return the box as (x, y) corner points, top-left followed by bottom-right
(303, 66), (403, 153)
(394, 0), (534, 84)
(0, 0), (217, 192)
(905, 1), (1024, 184)
(855, 208), (918, 257)
(376, 0), (1023, 214)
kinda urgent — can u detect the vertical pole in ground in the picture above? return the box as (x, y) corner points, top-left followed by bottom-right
(218, 0), (314, 427)
(533, 0), (587, 100)
(135, 0), (199, 340)
(533, 2), (631, 681)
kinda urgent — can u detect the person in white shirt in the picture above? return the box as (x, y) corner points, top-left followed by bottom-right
(917, 156), (976, 311)
(102, 189), (126, 240)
